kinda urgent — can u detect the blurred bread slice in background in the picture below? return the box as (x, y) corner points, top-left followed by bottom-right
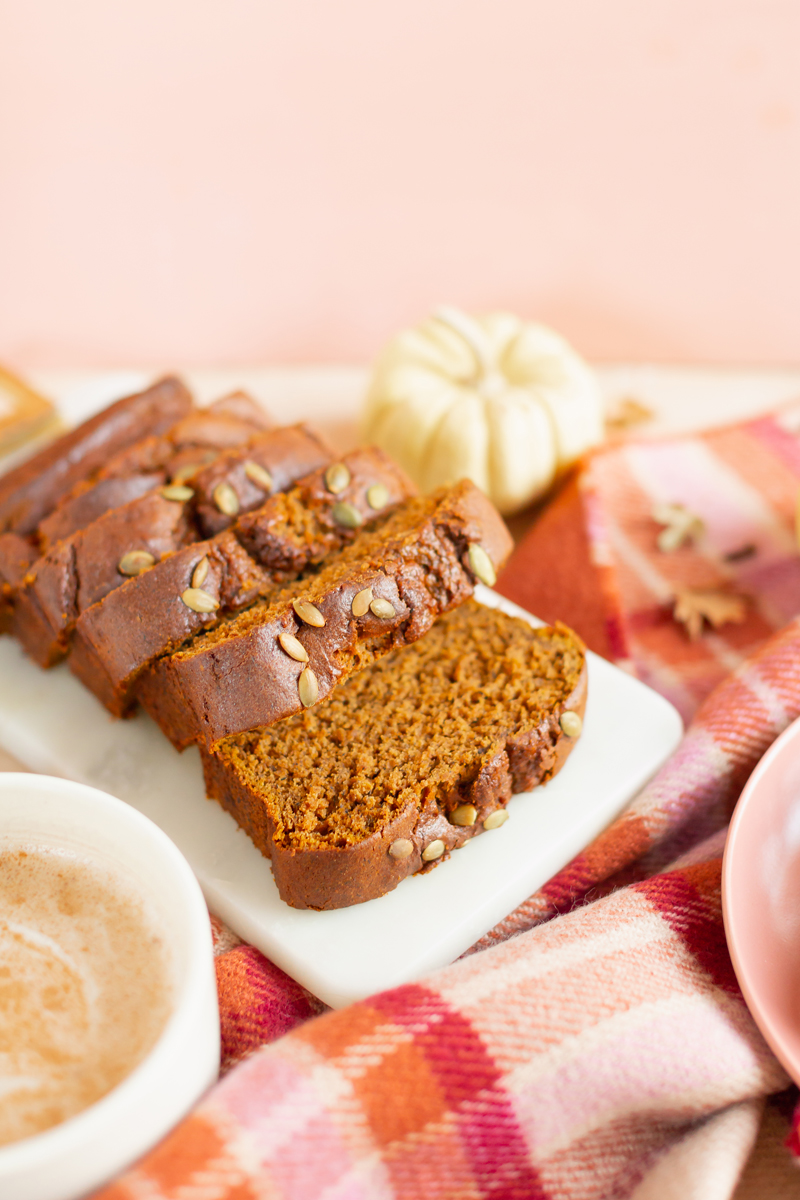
(0, 364), (60, 459)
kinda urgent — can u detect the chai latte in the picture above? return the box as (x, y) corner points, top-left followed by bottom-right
(0, 844), (173, 1147)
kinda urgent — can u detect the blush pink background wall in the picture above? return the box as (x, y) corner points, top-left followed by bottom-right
(2, 0), (800, 368)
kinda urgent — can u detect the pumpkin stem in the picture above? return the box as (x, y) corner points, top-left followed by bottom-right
(433, 306), (503, 395)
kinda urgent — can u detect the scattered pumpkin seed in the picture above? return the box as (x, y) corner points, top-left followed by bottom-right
(213, 481), (240, 517)
(369, 597), (395, 619)
(292, 599), (326, 627)
(191, 556), (210, 588)
(180, 587), (219, 614)
(483, 809), (509, 831)
(389, 838), (414, 860)
(244, 460), (274, 492)
(351, 586), (373, 617)
(451, 804), (477, 827)
(421, 839), (445, 862)
(467, 543), (496, 587)
(278, 632), (309, 663)
(298, 666), (319, 708)
(325, 462), (351, 494)
(332, 501), (363, 529)
(118, 549), (155, 577)
(160, 485), (194, 502)
(171, 462), (204, 486)
(366, 483), (390, 510)
(560, 711), (583, 738)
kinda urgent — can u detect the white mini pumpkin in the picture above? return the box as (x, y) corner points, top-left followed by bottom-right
(361, 307), (604, 515)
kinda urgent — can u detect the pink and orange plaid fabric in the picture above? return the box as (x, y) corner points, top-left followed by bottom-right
(565, 403), (800, 722)
(96, 405), (800, 1200)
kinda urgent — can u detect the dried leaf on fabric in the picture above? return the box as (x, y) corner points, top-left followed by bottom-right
(605, 395), (654, 430)
(652, 502), (705, 553)
(673, 587), (747, 641)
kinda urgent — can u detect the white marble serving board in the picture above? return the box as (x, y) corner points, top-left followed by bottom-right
(0, 585), (682, 1008)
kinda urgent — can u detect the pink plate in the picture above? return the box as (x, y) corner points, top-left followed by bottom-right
(723, 715), (800, 1084)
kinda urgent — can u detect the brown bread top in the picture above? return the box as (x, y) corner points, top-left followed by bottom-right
(0, 376), (192, 536)
(94, 394), (272, 476)
(137, 480), (512, 750)
(14, 490), (197, 667)
(200, 601), (587, 909)
(37, 394), (273, 550)
(69, 531), (274, 713)
(41, 420), (327, 554)
(16, 424), (332, 670)
(189, 424), (333, 537)
(69, 447), (416, 716)
(114, 406), (274, 475)
(195, 391), (272, 431)
(37, 473), (167, 552)
(3, 395), (275, 657)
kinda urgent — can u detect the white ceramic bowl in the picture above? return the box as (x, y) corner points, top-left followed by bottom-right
(0, 773), (220, 1200)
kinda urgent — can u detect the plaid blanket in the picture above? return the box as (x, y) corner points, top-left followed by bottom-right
(97, 407), (800, 1200)
(500, 401), (800, 725)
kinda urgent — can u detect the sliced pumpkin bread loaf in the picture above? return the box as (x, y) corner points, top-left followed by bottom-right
(1, 386), (270, 633)
(136, 479), (512, 750)
(36, 392), (273, 551)
(69, 447), (416, 715)
(0, 376), (194, 638)
(12, 423), (332, 668)
(0, 375), (193, 537)
(200, 599), (587, 909)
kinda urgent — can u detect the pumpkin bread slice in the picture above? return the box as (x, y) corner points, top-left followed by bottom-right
(3, 393), (272, 653)
(0, 376), (193, 631)
(69, 447), (416, 716)
(200, 600), (587, 909)
(12, 423), (333, 668)
(136, 480), (512, 750)
(0, 376), (193, 537)
(37, 392), (273, 551)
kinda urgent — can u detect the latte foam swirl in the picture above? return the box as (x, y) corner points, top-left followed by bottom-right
(0, 846), (172, 1146)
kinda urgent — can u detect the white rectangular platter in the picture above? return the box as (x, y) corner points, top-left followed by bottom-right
(0, 585), (682, 1008)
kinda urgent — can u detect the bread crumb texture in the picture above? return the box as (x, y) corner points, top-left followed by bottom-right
(216, 600), (584, 850)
